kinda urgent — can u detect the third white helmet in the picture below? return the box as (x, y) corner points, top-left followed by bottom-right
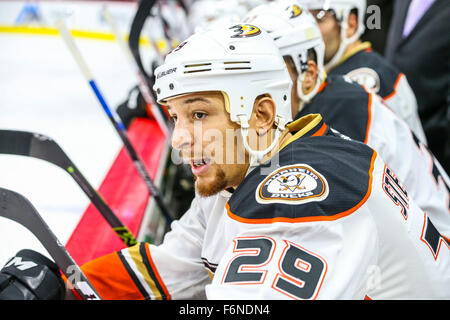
(298, 0), (367, 70)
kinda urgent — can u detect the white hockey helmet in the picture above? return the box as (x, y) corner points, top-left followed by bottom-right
(298, 0), (367, 70)
(153, 24), (293, 166)
(244, 1), (326, 103)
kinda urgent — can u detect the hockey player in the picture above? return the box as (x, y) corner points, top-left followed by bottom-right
(296, 0), (427, 145)
(4, 24), (449, 300)
(245, 1), (450, 238)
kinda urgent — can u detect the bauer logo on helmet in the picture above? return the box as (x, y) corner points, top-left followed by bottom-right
(156, 67), (178, 79)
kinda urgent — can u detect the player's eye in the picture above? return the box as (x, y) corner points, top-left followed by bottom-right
(169, 114), (177, 124)
(193, 112), (207, 120)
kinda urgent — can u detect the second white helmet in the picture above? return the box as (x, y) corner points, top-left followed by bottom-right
(244, 1), (326, 103)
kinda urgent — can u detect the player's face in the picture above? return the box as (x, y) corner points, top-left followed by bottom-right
(283, 56), (301, 117)
(310, 9), (341, 64)
(166, 91), (249, 197)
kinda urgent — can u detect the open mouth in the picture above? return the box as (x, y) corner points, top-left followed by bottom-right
(190, 158), (211, 175)
(191, 158), (210, 166)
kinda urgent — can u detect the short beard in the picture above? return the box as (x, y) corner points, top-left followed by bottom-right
(194, 167), (228, 197)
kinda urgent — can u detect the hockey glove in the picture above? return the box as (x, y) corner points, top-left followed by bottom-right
(0, 249), (65, 300)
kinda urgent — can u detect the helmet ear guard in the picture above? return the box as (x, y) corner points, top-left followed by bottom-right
(297, 68), (325, 105)
(294, 48), (326, 106)
(240, 115), (286, 167)
(237, 94), (288, 167)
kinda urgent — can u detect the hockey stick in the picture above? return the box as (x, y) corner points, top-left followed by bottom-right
(55, 19), (174, 225)
(128, 0), (157, 87)
(157, 2), (178, 49)
(101, 6), (172, 136)
(0, 129), (137, 247)
(0, 187), (101, 300)
(127, 0), (170, 113)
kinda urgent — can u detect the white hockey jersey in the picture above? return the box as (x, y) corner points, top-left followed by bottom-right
(297, 75), (450, 238)
(79, 114), (450, 300)
(328, 42), (427, 145)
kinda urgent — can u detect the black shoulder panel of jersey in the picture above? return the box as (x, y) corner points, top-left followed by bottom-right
(227, 132), (376, 223)
(296, 75), (371, 143)
(329, 49), (401, 99)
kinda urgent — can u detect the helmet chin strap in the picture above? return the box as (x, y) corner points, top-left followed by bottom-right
(297, 68), (325, 105)
(237, 115), (286, 168)
(324, 18), (360, 71)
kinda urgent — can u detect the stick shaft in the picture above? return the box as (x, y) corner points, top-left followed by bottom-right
(102, 7), (171, 137)
(56, 20), (174, 224)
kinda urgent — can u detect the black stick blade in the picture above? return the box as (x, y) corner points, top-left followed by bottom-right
(0, 130), (70, 169)
(0, 129), (137, 246)
(0, 187), (101, 300)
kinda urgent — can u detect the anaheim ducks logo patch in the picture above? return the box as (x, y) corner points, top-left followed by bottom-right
(256, 164), (329, 205)
(229, 24), (261, 38)
(288, 4), (303, 18)
(346, 67), (380, 93)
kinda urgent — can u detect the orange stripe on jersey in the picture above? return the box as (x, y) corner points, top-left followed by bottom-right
(317, 81), (328, 94)
(118, 243), (171, 300)
(80, 251), (147, 300)
(311, 123), (328, 137)
(144, 243), (172, 300)
(444, 235), (450, 244)
(127, 244), (161, 299)
(281, 114), (324, 151)
(383, 73), (403, 101)
(226, 151), (377, 224)
(364, 93), (373, 144)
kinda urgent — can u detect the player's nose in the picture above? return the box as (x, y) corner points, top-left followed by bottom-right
(171, 124), (193, 151)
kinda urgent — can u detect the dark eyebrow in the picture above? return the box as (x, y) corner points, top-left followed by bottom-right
(183, 97), (210, 105)
(166, 96), (211, 111)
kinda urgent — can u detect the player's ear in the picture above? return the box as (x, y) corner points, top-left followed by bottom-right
(302, 60), (318, 94)
(253, 95), (276, 136)
(346, 11), (358, 37)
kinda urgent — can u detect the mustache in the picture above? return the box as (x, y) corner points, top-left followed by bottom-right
(179, 149), (213, 163)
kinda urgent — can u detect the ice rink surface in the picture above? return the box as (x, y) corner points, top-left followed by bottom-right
(0, 30), (153, 266)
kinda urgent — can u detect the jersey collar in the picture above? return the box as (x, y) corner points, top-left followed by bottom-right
(245, 114), (328, 177)
(329, 41), (372, 72)
(279, 114), (328, 152)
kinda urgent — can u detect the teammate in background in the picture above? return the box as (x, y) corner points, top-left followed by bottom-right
(296, 0), (427, 145)
(3, 24), (449, 300)
(244, 1), (450, 238)
(187, 0), (247, 33)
